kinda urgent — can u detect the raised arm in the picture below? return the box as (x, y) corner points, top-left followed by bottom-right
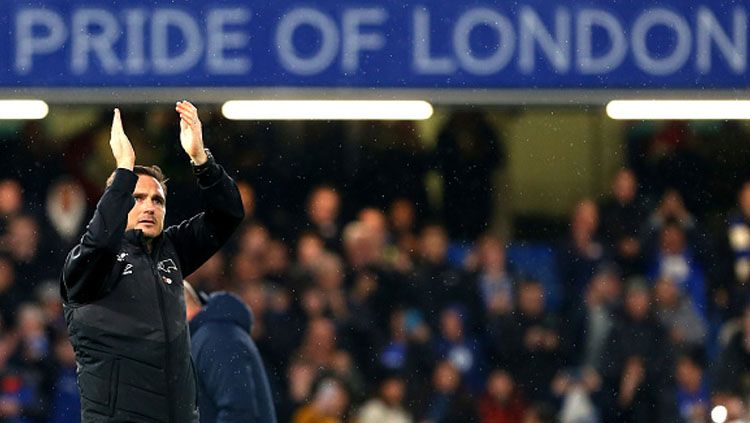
(166, 101), (244, 277)
(61, 109), (137, 303)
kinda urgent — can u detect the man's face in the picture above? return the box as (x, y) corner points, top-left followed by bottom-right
(308, 188), (339, 224)
(613, 169), (637, 204)
(519, 282), (544, 316)
(126, 175), (166, 239)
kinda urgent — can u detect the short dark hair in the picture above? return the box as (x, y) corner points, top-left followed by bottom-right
(106, 165), (168, 194)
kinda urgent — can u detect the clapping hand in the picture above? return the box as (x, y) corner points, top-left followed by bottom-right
(175, 101), (207, 165)
(109, 108), (135, 170)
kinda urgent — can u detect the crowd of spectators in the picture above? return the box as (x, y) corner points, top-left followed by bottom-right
(0, 112), (749, 423)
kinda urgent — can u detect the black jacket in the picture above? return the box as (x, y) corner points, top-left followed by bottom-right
(60, 158), (243, 423)
(190, 292), (276, 423)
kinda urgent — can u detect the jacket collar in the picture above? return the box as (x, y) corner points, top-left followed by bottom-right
(124, 229), (164, 255)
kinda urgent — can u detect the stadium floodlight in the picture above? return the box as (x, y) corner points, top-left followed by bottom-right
(221, 100), (434, 120)
(0, 100), (48, 120)
(606, 100), (750, 120)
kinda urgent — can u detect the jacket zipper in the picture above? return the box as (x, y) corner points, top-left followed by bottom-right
(149, 255), (173, 423)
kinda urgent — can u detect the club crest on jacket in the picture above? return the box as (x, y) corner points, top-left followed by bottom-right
(158, 259), (178, 274)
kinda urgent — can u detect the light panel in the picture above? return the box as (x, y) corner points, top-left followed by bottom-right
(607, 100), (750, 120)
(0, 100), (48, 120)
(222, 100), (434, 120)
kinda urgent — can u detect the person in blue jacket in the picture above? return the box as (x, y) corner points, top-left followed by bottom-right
(184, 281), (277, 423)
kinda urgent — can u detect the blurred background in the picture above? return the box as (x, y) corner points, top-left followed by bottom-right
(1, 1), (750, 422)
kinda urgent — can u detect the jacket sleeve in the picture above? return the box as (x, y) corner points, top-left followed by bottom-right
(197, 326), (260, 423)
(165, 157), (244, 277)
(60, 169), (137, 303)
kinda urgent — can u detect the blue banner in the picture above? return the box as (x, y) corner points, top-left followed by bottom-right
(0, 0), (747, 89)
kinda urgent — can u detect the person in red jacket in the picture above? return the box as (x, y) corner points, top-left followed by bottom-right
(479, 369), (526, 423)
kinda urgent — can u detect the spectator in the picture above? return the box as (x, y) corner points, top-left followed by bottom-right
(642, 189), (698, 253)
(720, 181), (750, 316)
(600, 281), (671, 422)
(412, 224), (480, 329)
(296, 317), (339, 371)
(234, 282), (269, 340)
(648, 221), (707, 316)
(667, 351), (710, 423)
(713, 304), (750, 398)
(389, 198), (418, 241)
(296, 231), (326, 269)
(293, 377), (350, 423)
(388, 198), (420, 272)
(262, 285), (304, 401)
(418, 360), (479, 423)
(234, 222), (271, 261)
(434, 111), (505, 240)
(4, 304), (55, 422)
(0, 372), (25, 422)
(599, 168), (647, 276)
(342, 221), (404, 332)
(265, 239), (292, 285)
(304, 186), (342, 252)
(467, 234), (515, 319)
(435, 306), (486, 393)
(0, 179), (24, 234)
(478, 369), (526, 423)
(3, 215), (40, 266)
(329, 350), (367, 404)
(49, 333), (79, 423)
(376, 308), (433, 396)
(652, 277), (707, 348)
(236, 179), (256, 219)
(230, 251), (266, 288)
(35, 281), (65, 336)
(43, 177), (88, 252)
(358, 207), (391, 257)
(552, 367), (602, 423)
(311, 253), (350, 324)
(289, 231), (326, 292)
(298, 286), (329, 321)
(0, 256), (20, 326)
(357, 375), (413, 423)
(346, 268), (403, 372)
(557, 200), (606, 316)
(488, 279), (564, 402)
(342, 221), (381, 271)
(284, 358), (317, 422)
(10, 305), (50, 365)
(522, 402), (557, 423)
(0, 317), (15, 369)
(566, 268), (622, 369)
(4, 215), (52, 298)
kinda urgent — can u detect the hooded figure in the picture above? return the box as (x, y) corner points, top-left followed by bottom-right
(185, 285), (276, 423)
